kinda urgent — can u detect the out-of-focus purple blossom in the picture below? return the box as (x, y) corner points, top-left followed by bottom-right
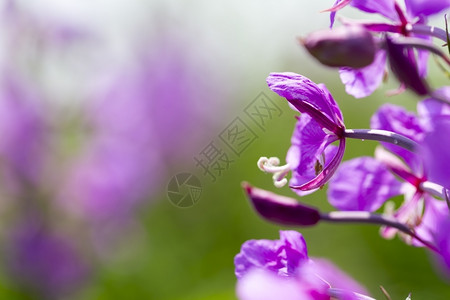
(235, 231), (369, 300)
(7, 219), (88, 299)
(59, 35), (223, 249)
(0, 72), (47, 188)
(266, 73), (345, 192)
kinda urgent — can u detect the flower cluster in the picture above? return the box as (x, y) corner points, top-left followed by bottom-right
(235, 1), (450, 298)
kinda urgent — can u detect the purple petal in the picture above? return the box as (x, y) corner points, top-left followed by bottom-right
(266, 73), (342, 127)
(327, 157), (402, 211)
(317, 83), (344, 124)
(303, 259), (369, 297)
(371, 104), (424, 171)
(290, 145), (338, 196)
(234, 229), (310, 278)
(236, 269), (318, 300)
(432, 207), (450, 277)
(421, 119), (450, 189)
(384, 36), (429, 96)
(242, 184), (321, 227)
(292, 138), (345, 191)
(287, 114), (339, 191)
(350, 0), (398, 21)
(326, 0), (353, 28)
(413, 196), (448, 247)
(417, 88), (450, 131)
(339, 50), (386, 98)
(405, 0), (450, 18)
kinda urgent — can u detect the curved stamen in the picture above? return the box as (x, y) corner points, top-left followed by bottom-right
(257, 157), (291, 188)
(344, 129), (419, 152)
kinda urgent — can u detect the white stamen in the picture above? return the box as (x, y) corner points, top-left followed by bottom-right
(257, 156), (291, 188)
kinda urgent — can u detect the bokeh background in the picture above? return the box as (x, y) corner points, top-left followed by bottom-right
(0, 0), (449, 299)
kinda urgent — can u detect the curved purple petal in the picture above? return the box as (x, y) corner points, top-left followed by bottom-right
(266, 73), (342, 127)
(286, 114), (340, 192)
(317, 83), (344, 125)
(371, 104), (424, 171)
(339, 50), (386, 98)
(421, 119), (450, 189)
(350, 0), (398, 21)
(432, 206), (450, 277)
(234, 230), (309, 278)
(413, 196), (448, 247)
(417, 88), (450, 131)
(290, 145), (338, 196)
(405, 0), (450, 18)
(327, 0), (353, 27)
(291, 138), (345, 191)
(327, 157), (402, 211)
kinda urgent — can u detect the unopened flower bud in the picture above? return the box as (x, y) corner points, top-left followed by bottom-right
(302, 25), (376, 68)
(242, 182), (321, 226)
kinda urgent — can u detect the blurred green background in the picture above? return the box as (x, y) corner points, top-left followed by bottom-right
(0, 0), (449, 299)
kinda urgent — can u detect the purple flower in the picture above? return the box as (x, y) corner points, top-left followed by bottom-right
(8, 219), (88, 299)
(327, 101), (450, 245)
(235, 231), (369, 300)
(326, 0), (449, 98)
(265, 73), (345, 191)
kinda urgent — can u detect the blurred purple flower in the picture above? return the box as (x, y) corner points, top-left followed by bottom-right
(0, 72), (47, 189)
(265, 73), (345, 192)
(8, 219), (88, 299)
(235, 231), (369, 300)
(59, 36), (223, 248)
